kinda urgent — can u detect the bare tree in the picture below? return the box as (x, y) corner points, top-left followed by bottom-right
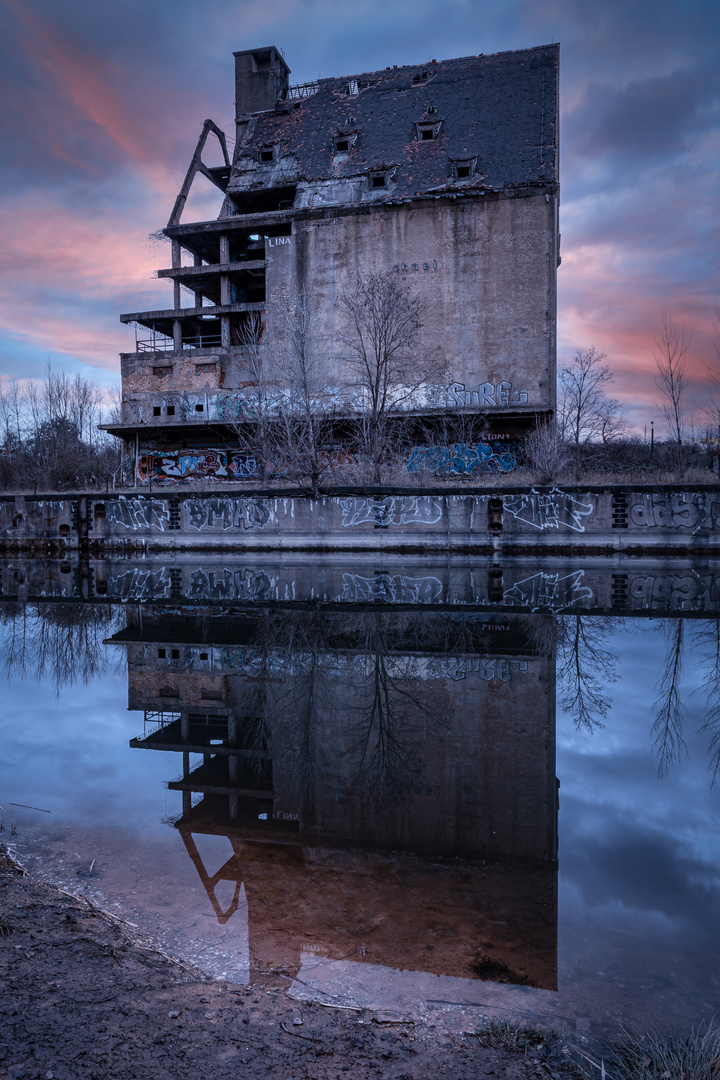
(274, 294), (336, 494)
(523, 420), (569, 485)
(654, 306), (691, 450)
(222, 313), (278, 484)
(703, 305), (720, 440)
(339, 273), (436, 484)
(559, 347), (626, 458)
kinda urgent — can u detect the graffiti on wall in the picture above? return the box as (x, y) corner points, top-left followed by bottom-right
(339, 495), (443, 528)
(106, 498), (170, 531)
(137, 450), (268, 484)
(629, 493), (713, 530)
(187, 567), (273, 601)
(186, 497), (272, 531)
(341, 571), (444, 604)
(446, 381), (529, 407)
(406, 442), (517, 475)
(503, 489), (595, 532)
(503, 570), (593, 609)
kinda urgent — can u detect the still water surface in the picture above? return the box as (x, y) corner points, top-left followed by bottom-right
(1, 564), (719, 1050)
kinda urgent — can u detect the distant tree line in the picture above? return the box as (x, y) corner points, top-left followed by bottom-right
(0, 365), (121, 491)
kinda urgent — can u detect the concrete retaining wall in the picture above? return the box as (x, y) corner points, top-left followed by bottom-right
(1, 485), (720, 552)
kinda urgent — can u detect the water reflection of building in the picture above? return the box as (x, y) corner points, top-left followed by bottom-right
(114, 609), (558, 989)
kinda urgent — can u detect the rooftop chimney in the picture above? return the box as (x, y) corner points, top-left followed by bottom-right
(233, 47), (291, 119)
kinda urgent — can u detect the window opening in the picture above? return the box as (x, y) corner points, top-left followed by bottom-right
(195, 404), (204, 412)
(166, 406), (175, 416)
(158, 648), (166, 658)
(421, 129), (434, 140)
(153, 406), (161, 416)
(371, 173), (387, 188)
(153, 366), (172, 377)
(172, 649), (180, 659)
(260, 149), (274, 162)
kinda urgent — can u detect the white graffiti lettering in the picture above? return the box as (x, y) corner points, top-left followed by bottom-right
(339, 496), (443, 527)
(503, 489), (595, 532)
(186, 497), (272, 531)
(105, 497), (170, 531)
(629, 493), (708, 530)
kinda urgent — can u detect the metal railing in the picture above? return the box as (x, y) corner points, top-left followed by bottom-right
(282, 81), (319, 100)
(136, 334), (223, 353)
(137, 337), (174, 352)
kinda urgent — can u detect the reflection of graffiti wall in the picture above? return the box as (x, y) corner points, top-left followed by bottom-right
(406, 443), (517, 475)
(341, 572), (443, 603)
(503, 570), (593, 609)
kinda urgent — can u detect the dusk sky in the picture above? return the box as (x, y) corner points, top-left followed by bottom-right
(0, 0), (718, 433)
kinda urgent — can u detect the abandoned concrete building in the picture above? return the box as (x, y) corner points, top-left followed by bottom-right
(108, 44), (560, 483)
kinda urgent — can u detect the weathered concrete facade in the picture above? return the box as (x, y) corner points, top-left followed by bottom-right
(4, 486), (720, 555)
(106, 44), (559, 483)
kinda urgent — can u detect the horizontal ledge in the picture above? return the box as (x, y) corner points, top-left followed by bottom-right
(157, 260), (266, 279)
(120, 302), (265, 323)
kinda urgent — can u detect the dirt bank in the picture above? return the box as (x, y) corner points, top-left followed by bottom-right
(0, 851), (582, 1080)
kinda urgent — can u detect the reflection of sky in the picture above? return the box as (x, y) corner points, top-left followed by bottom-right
(557, 621), (720, 954)
(0, 648), (173, 833)
(2, 612), (720, 1030)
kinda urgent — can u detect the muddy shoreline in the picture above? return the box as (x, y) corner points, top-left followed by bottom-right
(0, 853), (581, 1080)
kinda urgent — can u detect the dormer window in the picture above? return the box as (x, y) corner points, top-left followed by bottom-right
(370, 172), (388, 189)
(258, 145), (278, 163)
(412, 70), (429, 83)
(452, 158), (477, 180)
(415, 121), (442, 141)
(334, 133), (356, 156)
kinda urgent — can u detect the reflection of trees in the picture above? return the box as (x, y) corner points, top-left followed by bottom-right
(694, 620), (720, 786)
(0, 602), (124, 693)
(342, 614), (446, 805)
(556, 614), (618, 731)
(652, 619), (688, 779)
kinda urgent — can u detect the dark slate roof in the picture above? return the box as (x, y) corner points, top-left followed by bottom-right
(228, 45), (558, 203)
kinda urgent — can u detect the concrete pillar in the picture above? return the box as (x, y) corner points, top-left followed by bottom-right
(221, 316), (231, 349)
(172, 239), (181, 268)
(181, 713), (189, 740)
(173, 281), (181, 309)
(173, 319), (182, 351)
(219, 234), (229, 265)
